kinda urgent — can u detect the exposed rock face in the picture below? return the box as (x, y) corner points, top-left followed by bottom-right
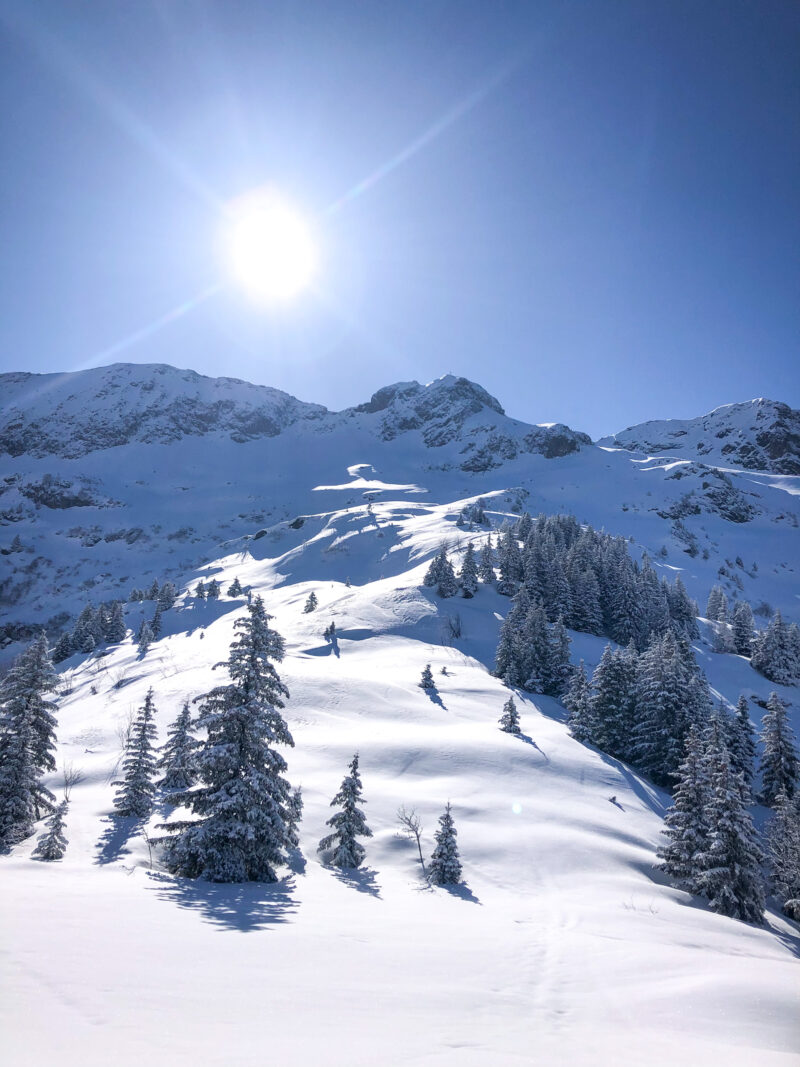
(599, 399), (800, 475)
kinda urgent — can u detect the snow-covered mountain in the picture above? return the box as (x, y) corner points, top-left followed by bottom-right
(1, 363), (799, 1066)
(599, 398), (800, 475)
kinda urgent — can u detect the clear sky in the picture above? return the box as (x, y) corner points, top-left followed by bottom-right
(0, 0), (797, 437)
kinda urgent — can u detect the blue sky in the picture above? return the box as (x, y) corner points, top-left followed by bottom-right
(0, 0), (797, 437)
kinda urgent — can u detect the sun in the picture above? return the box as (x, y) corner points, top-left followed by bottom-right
(222, 191), (317, 302)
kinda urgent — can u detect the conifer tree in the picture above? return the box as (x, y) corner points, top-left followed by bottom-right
(137, 620), (153, 655)
(206, 579), (221, 600)
(158, 701), (197, 797)
(546, 617), (572, 697)
(590, 644), (638, 761)
(195, 580), (206, 600)
(751, 610), (798, 685)
(564, 661), (594, 743)
(227, 577), (243, 597)
(73, 605), (99, 653)
(160, 597), (295, 882)
(657, 726), (709, 891)
(759, 692), (799, 806)
(428, 802), (462, 885)
(478, 539), (495, 584)
(731, 601), (755, 656)
(435, 554), (459, 599)
(147, 579), (160, 601)
(499, 696), (521, 735)
(323, 620), (337, 641)
(157, 581), (177, 610)
(696, 745), (765, 923)
(52, 631), (74, 664)
(104, 601), (127, 644)
(728, 695), (757, 803)
(459, 543), (479, 598)
(706, 585), (726, 621)
(32, 800), (68, 861)
(113, 689), (159, 818)
(318, 753), (372, 868)
(287, 785), (304, 841)
(150, 604), (163, 639)
(0, 633), (59, 847)
(765, 790), (800, 919)
(303, 591), (318, 613)
(419, 664), (435, 690)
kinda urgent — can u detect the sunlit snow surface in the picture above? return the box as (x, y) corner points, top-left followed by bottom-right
(2, 497), (799, 1067)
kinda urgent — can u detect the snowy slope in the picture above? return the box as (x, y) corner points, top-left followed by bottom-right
(2, 365), (799, 656)
(2, 503), (799, 1067)
(599, 398), (800, 475)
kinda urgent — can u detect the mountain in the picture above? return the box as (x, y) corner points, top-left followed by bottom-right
(1, 362), (799, 1066)
(599, 398), (800, 475)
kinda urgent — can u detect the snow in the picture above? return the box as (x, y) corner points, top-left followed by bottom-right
(2, 365), (799, 1064)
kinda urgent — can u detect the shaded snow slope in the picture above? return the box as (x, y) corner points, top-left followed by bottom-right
(600, 398), (800, 475)
(1, 508), (799, 1067)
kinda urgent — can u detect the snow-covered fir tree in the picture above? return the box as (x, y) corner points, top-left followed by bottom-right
(287, 785), (304, 841)
(499, 696), (521, 734)
(0, 633), (59, 848)
(227, 577), (243, 597)
(759, 692), (799, 806)
(459, 542), (479, 598)
(428, 802), (462, 885)
(657, 725), (709, 891)
(696, 743), (765, 924)
(751, 610), (799, 685)
(318, 753), (372, 868)
(478, 538), (495, 584)
(32, 800), (68, 861)
(146, 579), (160, 601)
(765, 790), (800, 919)
(158, 701), (197, 797)
(423, 544), (458, 598)
(206, 578), (221, 600)
(104, 601), (127, 644)
(113, 688), (159, 818)
(136, 619), (153, 655)
(160, 597), (296, 882)
(303, 591), (318, 613)
(195, 580), (206, 600)
(150, 604), (163, 639)
(731, 601), (755, 656)
(546, 617), (572, 697)
(588, 643), (639, 760)
(706, 585), (727, 622)
(157, 581), (177, 610)
(52, 631), (73, 664)
(72, 605), (100, 653)
(564, 660), (594, 743)
(728, 694), (757, 803)
(419, 664), (435, 690)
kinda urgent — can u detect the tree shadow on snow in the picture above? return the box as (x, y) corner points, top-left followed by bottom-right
(596, 751), (669, 819)
(327, 864), (382, 898)
(95, 814), (144, 866)
(423, 687), (447, 711)
(515, 733), (549, 762)
(767, 914), (800, 960)
(146, 871), (298, 932)
(441, 881), (482, 905)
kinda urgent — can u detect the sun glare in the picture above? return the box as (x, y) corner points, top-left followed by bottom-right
(223, 191), (317, 302)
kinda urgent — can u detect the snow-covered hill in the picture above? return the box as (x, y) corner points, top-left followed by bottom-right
(1, 363), (799, 1065)
(599, 398), (800, 475)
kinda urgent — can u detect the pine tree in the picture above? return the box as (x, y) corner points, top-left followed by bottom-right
(323, 620), (336, 641)
(158, 701), (197, 797)
(157, 581), (177, 610)
(478, 539), (495, 584)
(590, 644), (638, 761)
(160, 597), (295, 882)
(150, 604), (163, 639)
(0, 634), (59, 847)
(32, 800), (69, 861)
(195, 580), (206, 600)
(706, 585), (726, 622)
(419, 664), (435, 690)
(303, 591), (318, 613)
(696, 744), (765, 923)
(728, 694), (757, 802)
(318, 753), (372, 868)
(73, 605), (99, 653)
(564, 660), (594, 743)
(52, 631), (74, 664)
(147, 579), (160, 601)
(459, 543), (479, 598)
(423, 545), (449, 588)
(546, 617), (572, 697)
(435, 554), (459, 599)
(287, 785), (304, 841)
(227, 577), (243, 598)
(657, 726), (709, 891)
(499, 696), (521, 735)
(104, 601), (127, 644)
(428, 802), (462, 885)
(113, 689), (159, 818)
(206, 579), (221, 600)
(731, 601), (755, 656)
(137, 620), (153, 655)
(765, 790), (800, 919)
(751, 610), (797, 685)
(632, 631), (697, 785)
(759, 693), (799, 806)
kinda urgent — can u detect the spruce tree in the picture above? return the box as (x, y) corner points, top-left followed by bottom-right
(478, 539), (495, 584)
(303, 591), (318, 613)
(759, 692), (799, 805)
(160, 597), (295, 882)
(157, 581), (177, 610)
(32, 800), (68, 861)
(751, 611), (797, 685)
(419, 664), (435, 690)
(657, 726), (709, 891)
(227, 577), (243, 597)
(0, 634), (59, 847)
(435, 554), (459, 599)
(459, 543), (479, 598)
(206, 579), (221, 600)
(137, 619), (153, 655)
(564, 661), (594, 743)
(195, 580), (206, 600)
(52, 631), (74, 664)
(765, 790), (800, 919)
(731, 601), (755, 656)
(113, 689), (159, 818)
(546, 617), (572, 697)
(728, 694), (757, 803)
(158, 701), (197, 797)
(318, 753), (372, 868)
(696, 744), (765, 923)
(590, 644), (638, 761)
(499, 696), (521, 735)
(104, 601), (127, 644)
(428, 802), (462, 885)
(150, 604), (163, 639)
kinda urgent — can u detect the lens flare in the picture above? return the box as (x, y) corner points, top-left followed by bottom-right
(223, 191), (317, 302)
